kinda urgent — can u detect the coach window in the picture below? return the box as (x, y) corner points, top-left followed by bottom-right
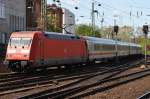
(123, 46), (125, 51)
(118, 45), (120, 50)
(110, 45), (114, 51)
(111, 45), (115, 51)
(94, 44), (98, 50)
(122, 46), (124, 51)
(104, 45), (109, 51)
(106, 45), (109, 51)
(108, 45), (111, 51)
(122, 46), (124, 50)
(107, 45), (110, 51)
(99, 44), (102, 51)
(101, 45), (104, 51)
(121, 45), (123, 50)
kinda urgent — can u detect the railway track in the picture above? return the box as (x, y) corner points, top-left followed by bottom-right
(0, 70), (105, 95)
(137, 92), (150, 99)
(0, 72), (23, 79)
(0, 62), (109, 82)
(0, 57), (136, 80)
(0, 62), (108, 81)
(0, 62), (113, 95)
(26, 68), (149, 99)
(69, 69), (150, 99)
(18, 60), (144, 99)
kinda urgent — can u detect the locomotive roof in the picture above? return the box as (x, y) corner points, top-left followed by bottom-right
(10, 31), (80, 40)
(10, 31), (41, 37)
(44, 32), (80, 40)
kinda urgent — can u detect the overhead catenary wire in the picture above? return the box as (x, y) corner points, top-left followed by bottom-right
(53, 0), (149, 28)
(55, 0), (116, 26)
(57, 0), (94, 24)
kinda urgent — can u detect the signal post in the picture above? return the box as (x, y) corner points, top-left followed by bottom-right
(142, 25), (149, 67)
(114, 25), (119, 64)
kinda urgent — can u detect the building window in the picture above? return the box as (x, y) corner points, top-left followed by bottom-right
(0, 0), (5, 18)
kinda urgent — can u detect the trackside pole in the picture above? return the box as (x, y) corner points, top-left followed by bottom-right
(114, 25), (119, 64)
(142, 25), (149, 67)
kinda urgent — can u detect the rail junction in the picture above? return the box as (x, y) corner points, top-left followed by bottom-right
(0, 58), (149, 99)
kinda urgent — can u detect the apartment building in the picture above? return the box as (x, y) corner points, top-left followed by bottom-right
(0, 0), (26, 43)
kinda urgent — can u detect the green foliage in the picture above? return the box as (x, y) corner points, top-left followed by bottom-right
(137, 37), (150, 54)
(75, 24), (101, 37)
(118, 26), (133, 42)
(47, 10), (62, 32)
(47, 17), (61, 32)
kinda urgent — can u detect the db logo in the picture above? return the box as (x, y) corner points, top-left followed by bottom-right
(64, 49), (68, 53)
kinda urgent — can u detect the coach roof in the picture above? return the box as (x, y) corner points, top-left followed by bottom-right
(83, 36), (116, 45)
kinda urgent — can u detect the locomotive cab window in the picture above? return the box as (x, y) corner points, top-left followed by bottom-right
(21, 38), (32, 46)
(9, 37), (32, 46)
(9, 38), (21, 46)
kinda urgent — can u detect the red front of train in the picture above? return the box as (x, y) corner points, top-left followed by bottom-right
(4, 31), (88, 72)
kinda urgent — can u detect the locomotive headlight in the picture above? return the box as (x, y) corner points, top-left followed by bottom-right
(21, 50), (30, 54)
(7, 50), (16, 54)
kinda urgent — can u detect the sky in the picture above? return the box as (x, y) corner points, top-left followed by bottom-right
(47, 0), (150, 29)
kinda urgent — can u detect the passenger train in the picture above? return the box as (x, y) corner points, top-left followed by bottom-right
(4, 31), (142, 72)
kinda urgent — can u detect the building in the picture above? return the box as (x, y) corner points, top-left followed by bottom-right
(0, 0), (26, 43)
(26, 0), (47, 30)
(62, 8), (75, 34)
(26, 0), (41, 30)
(47, 4), (63, 33)
(47, 4), (75, 34)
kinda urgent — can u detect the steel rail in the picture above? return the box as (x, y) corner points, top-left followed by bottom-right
(18, 60), (143, 99)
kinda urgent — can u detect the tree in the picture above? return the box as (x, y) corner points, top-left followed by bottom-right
(100, 26), (113, 39)
(117, 26), (133, 42)
(75, 24), (101, 37)
(47, 7), (62, 32)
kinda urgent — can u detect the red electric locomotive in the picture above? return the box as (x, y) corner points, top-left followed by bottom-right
(4, 31), (142, 72)
(4, 31), (88, 72)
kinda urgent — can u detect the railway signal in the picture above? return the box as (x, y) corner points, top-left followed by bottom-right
(142, 25), (149, 66)
(112, 25), (119, 39)
(113, 25), (119, 64)
(114, 25), (119, 35)
(143, 25), (148, 35)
